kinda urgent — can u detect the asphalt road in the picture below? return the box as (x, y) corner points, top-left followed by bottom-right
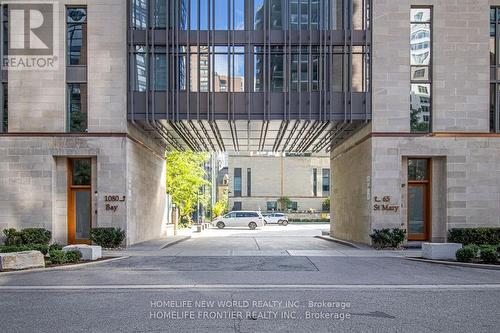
(1, 225), (499, 332)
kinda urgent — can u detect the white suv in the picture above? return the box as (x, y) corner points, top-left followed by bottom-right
(213, 211), (264, 230)
(264, 213), (289, 226)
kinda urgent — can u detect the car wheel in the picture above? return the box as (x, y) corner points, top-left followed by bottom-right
(216, 222), (225, 229)
(248, 222), (257, 230)
(280, 220), (289, 226)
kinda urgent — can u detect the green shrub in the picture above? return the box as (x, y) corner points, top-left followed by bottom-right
(479, 247), (498, 264)
(30, 244), (49, 255)
(0, 245), (31, 253)
(2, 228), (51, 246)
(456, 246), (478, 263)
(2, 228), (23, 246)
(0, 244), (49, 254)
(20, 228), (51, 245)
(65, 250), (82, 264)
(370, 228), (406, 249)
(90, 228), (126, 248)
(49, 243), (63, 252)
(49, 249), (66, 265)
(448, 228), (500, 246)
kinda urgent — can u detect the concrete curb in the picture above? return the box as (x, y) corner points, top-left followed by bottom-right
(406, 257), (500, 270)
(314, 236), (361, 249)
(160, 236), (191, 249)
(0, 256), (129, 276)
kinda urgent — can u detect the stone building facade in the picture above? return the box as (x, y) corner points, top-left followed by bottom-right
(228, 154), (330, 213)
(331, 0), (500, 244)
(0, 0), (167, 246)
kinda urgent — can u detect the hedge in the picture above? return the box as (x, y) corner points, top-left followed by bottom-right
(90, 228), (126, 248)
(2, 228), (52, 246)
(370, 228), (406, 249)
(448, 228), (500, 246)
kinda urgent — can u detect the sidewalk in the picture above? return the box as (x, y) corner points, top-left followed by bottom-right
(102, 227), (193, 257)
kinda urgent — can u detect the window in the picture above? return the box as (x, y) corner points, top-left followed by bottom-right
(267, 201), (278, 211)
(0, 84), (6, 133)
(67, 7), (87, 66)
(247, 168), (251, 197)
(313, 168), (318, 197)
(131, 0), (148, 29)
(408, 159), (429, 181)
(271, 47), (284, 92)
(255, 0), (343, 31)
(322, 169), (330, 196)
(133, 46), (147, 92)
(234, 168), (242, 197)
(410, 7), (432, 133)
(490, 8), (500, 132)
(233, 201), (242, 211)
(71, 159), (91, 186)
(153, 47), (167, 91)
(213, 46), (245, 92)
(152, 0), (166, 28)
(67, 84), (88, 133)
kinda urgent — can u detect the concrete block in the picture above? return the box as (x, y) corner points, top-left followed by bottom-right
(422, 243), (463, 260)
(63, 245), (102, 261)
(0, 251), (45, 271)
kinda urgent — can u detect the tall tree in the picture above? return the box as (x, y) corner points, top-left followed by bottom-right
(166, 151), (209, 223)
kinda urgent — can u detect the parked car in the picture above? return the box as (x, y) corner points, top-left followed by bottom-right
(212, 211), (264, 230)
(264, 213), (289, 226)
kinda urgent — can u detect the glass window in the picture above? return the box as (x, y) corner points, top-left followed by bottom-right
(411, 7), (432, 133)
(247, 168), (251, 197)
(213, 0), (228, 30)
(300, 0), (309, 30)
(490, 8), (500, 133)
(271, 49), (284, 92)
(267, 201), (277, 211)
(408, 159), (429, 181)
(71, 159), (91, 186)
(134, 46), (147, 92)
(233, 202), (242, 211)
(234, 168), (242, 197)
(178, 48), (187, 91)
(189, 0), (198, 30)
(332, 53), (343, 92)
(311, 0), (319, 30)
(67, 84), (88, 133)
(313, 168), (318, 197)
(67, 7), (87, 66)
(254, 47), (264, 92)
(199, 0), (209, 30)
(131, 0), (147, 29)
(233, 0), (245, 30)
(300, 54), (308, 91)
(179, 0), (188, 30)
(152, 0), (167, 28)
(491, 84), (497, 133)
(410, 84), (431, 133)
(213, 52), (228, 92)
(231, 51), (245, 92)
(322, 168), (330, 196)
(1, 83), (7, 133)
(291, 53), (299, 92)
(290, 0), (299, 30)
(153, 47), (167, 91)
(254, 0), (264, 30)
(270, 0), (283, 30)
